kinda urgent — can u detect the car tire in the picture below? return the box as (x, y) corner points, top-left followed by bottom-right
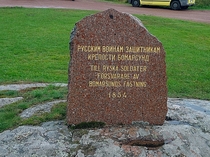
(132, 0), (140, 7)
(181, 6), (188, 9)
(170, 1), (181, 10)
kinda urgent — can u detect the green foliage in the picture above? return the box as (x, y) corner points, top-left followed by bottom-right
(71, 121), (106, 129)
(195, 0), (210, 7)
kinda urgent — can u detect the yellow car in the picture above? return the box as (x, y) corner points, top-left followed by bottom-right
(128, 0), (195, 10)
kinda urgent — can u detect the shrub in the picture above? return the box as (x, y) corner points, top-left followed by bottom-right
(195, 0), (210, 7)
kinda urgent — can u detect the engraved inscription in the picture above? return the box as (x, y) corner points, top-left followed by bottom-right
(108, 92), (127, 98)
(83, 45), (156, 98)
(77, 45), (161, 53)
(88, 54), (116, 61)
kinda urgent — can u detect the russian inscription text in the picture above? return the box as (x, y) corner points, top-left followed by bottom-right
(83, 45), (155, 98)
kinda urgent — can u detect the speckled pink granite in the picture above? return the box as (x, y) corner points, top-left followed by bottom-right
(67, 9), (167, 125)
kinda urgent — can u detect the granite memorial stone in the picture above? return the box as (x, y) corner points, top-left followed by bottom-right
(67, 9), (167, 125)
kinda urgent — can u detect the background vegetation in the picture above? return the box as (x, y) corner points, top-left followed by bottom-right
(192, 0), (209, 6)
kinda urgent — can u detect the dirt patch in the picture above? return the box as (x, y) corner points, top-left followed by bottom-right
(0, 0), (210, 23)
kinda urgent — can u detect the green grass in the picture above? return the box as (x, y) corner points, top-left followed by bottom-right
(0, 7), (210, 132)
(0, 85), (68, 132)
(0, 7), (97, 84)
(1, 7), (210, 100)
(135, 15), (210, 99)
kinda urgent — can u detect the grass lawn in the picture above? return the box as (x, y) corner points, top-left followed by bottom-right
(1, 7), (210, 99)
(0, 8), (97, 84)
(1, 7), (210, 100)
(0, 7), (210, 132)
